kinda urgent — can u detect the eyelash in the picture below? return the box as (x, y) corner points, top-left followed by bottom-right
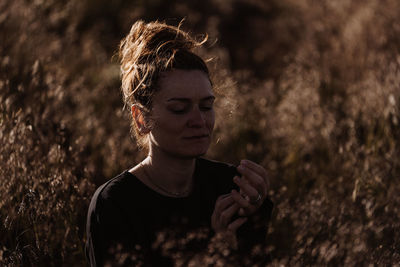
(200, 106), (212, 111)
(171, 109), (187, 114)
(170, 106), (213, 114)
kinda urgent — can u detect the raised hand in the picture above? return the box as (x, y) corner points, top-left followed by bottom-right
(231, 159), (270, 216)
(211, 193), (248, 235)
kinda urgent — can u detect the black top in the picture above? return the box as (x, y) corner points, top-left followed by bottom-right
(85, 157), (273, 266)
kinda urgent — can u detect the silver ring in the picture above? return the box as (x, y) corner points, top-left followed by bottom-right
(250, 193), (262, 204)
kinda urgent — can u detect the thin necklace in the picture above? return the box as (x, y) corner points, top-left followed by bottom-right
(140, 162), (192, 197)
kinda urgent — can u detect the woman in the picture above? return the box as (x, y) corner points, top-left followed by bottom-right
(86, 20), (273, 266)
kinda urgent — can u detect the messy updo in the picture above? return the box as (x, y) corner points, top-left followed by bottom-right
(118, 20), (209, 146)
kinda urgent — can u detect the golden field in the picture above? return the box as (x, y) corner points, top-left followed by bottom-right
(1, 0), (399, 265)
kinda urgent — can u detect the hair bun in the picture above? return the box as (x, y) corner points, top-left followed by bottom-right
(118, 20), (209, 148)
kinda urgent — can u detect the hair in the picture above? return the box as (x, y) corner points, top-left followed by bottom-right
(118, 20), (209, 147)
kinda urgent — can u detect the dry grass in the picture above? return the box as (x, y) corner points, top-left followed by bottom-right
(1, 0), (399, 265)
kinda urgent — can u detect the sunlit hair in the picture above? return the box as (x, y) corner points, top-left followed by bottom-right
(118, 20), (209, 147)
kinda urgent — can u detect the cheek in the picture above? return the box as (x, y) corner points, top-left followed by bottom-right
(207, 112), (215, 131)
(153, 115), (185, 135)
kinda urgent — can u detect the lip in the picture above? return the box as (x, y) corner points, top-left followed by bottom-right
(182, 134), (210, 140)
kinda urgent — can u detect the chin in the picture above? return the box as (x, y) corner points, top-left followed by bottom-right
(189, 144), (210, 156)
(181, 150), (208, 159)
(175, 146), (209, 159)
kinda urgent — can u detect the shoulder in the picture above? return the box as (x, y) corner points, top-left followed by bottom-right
(86, 171), (139, 265)
(87, 171), (136, 215)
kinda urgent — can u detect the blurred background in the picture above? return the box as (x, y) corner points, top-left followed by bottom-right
(1, 0), (399, 265)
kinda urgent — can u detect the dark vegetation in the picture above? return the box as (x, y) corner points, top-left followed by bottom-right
(1, 0), (399, 265)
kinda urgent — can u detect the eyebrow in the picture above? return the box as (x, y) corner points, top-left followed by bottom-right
(166, 96), (215, 102)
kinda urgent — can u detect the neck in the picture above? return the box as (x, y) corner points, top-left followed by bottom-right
(142, 145), (196, 194)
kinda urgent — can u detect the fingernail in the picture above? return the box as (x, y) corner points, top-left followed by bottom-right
(239, 208), (245, 216)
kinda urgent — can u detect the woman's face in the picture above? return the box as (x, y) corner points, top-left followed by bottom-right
(148, 69), (215, 158)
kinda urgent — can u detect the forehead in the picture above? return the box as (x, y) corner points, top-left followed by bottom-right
(155, 69), (213, 100)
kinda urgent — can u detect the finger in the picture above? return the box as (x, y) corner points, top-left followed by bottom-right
(233, 176), (261, 202)
(237, 165), (267, 196)
(240, 159), (267, 177)
(231, 189), (251, 209)
(212, 195), (233, 229)
(241, 160), (270, 190)
(237, 164), (265, 189)
(220, 202), (239, 226)
(227, 217), (248, 232)
(217, 193), (231, 200)
(215, 194), (234, 214)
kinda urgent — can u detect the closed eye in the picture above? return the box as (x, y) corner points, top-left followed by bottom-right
(171, 109), (188, 114)
(168, 105), (190, 114)
(200, 105), (213, 111)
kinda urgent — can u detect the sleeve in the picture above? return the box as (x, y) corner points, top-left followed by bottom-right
(85, 189), (139, 267)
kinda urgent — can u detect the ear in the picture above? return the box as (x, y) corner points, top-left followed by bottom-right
(131, 104), (150, 134)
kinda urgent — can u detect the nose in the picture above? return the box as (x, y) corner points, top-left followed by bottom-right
(187, 108), (206, 128)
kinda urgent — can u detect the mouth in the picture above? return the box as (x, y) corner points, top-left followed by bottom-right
(183, 134), (210, 140)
